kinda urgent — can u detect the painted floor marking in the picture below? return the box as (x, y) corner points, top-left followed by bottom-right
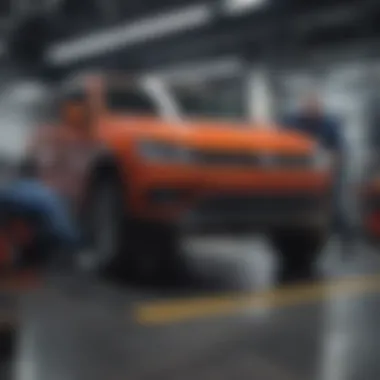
(134, 274), (380, 325)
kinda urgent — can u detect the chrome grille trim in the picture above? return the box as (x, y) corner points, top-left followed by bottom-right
(192, 150), (312, 167)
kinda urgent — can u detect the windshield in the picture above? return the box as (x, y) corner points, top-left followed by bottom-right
(167, 77), (246, 121)
(106, 88), (157, 115)
(105, 77), (181, 120)
(104, 76), (246, 121)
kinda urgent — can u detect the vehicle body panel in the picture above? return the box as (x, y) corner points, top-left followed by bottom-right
(29, 74), (333, 232)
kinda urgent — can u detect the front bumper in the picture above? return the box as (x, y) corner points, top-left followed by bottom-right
(131, 164), (332, 232)
(178, 193), (331, 233)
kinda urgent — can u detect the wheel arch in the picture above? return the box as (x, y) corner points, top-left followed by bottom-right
(87, 150), (127, 192)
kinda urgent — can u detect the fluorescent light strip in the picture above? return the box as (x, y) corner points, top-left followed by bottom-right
(224, 0), (267, 15)
(47, 4), (213, 65)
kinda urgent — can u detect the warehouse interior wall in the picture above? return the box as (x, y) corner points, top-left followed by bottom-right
(0, 80), (49, 160)
(247, 67), (276, 125)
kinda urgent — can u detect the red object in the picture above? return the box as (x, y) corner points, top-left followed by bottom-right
(8, 220), (33, 246)
(0, 220), (34, 270)
(0, 232), (12, 268)
(367, 212), (380, 236)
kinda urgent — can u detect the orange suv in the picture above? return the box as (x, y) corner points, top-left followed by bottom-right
(28, 74), (333, 280)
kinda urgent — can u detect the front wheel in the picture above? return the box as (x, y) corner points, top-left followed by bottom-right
(78, 176), (128, 276)
(268, 227), (327, 283)
(79, 177), (184, 283)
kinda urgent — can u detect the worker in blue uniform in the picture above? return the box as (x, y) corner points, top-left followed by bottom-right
(0, 159), (81, 268)
(281, 93), (350, 243)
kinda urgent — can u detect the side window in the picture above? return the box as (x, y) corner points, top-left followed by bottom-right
(105, 87), (157, 115)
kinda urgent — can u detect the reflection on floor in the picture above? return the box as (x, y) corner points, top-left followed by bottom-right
(6, 236), (380, 380)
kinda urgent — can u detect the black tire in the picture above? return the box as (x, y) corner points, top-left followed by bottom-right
(268, 228), (327, 283)
(129, 223), (184, 285)
(78, 175), (128, 276)
(80, 175), (183, 283)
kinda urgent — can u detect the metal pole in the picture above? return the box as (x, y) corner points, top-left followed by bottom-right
(260, 1), (293, 121)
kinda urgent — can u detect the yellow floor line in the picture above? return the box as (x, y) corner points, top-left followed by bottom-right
(134, 274), (380, 326)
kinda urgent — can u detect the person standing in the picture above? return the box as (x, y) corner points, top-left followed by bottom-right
(281, 93), (351, 246)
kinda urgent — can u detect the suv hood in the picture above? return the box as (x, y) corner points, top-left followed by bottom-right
(102, 116), (316, 154)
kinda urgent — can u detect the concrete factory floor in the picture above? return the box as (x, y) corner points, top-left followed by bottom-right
(2, 236), (380, 380)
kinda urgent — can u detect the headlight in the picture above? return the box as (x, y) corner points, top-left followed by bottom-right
(313, 145), (332, 169)
(138, 140), (191, 163)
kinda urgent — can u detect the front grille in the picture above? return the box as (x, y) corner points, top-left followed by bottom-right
(195, 151), (260, 166)
(275, 155), (313, 167)
(197, 194), (321, 216)
(193, 150), (312, 168)
(147, 188), (188, 203)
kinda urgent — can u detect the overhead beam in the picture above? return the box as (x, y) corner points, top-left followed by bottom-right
(46, 3), (214, 66)
(294, 1), (371, 33)
(33, 0), (380, 70)
(223, 0), (268, 15)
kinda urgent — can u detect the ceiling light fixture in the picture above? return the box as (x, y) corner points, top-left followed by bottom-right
(47, 4), (213, 65)
(224, 0), (268, 15)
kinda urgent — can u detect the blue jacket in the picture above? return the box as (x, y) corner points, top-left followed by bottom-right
(282, 113), (346, 222)
(0, 179), (80, 248)
(281, 113), (344, 154)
